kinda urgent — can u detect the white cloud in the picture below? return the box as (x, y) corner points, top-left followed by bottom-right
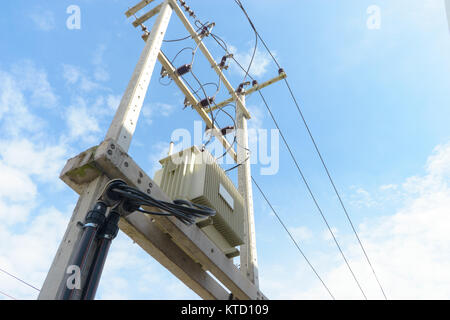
(289, 226), (313, 242)
(0, 60), (199, 301)
(380, 184), (398, 191)
(142, 102), (175, 125)
(0, 163), (37, 226)
(92, 44), (110, 82)
(11, 61), (58, 108)
(229, 44), (274, 78)
(0, 207), (70, 300)
(349, 187), (376, 208)
(0, 66), (49, 137)
(0, 139), (67, 184)
(62, 64), (81, 85)
(0, 64), (68, 229)
(66, 103), (101, 142)
(147, 141), (174, 177)
(263, 141), (450, 299)
(30, 10), (56, 31)
(106, 94), (121, 112)
(322, 226), (339, 242)
(62, 64), (101, 92)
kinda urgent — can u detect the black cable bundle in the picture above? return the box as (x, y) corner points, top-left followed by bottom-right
(108, 181), (216, 225)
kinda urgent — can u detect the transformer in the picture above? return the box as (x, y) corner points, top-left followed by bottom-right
(154, 146), (245, 258)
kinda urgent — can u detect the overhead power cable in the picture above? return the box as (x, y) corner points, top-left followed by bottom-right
(189, 0), (369, 299)
(0, 267), (40, 292)
(0, 289), (17, 300)
(257, 90), (368, 300)
(232, 0), (387, 300)
(252, 176), (335, 300)
(206, 3), (367, 299)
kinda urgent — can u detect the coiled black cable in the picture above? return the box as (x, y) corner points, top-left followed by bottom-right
(109, 183), (215, 225)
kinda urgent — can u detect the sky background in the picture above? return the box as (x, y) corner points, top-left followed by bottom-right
(0, 0), (450, 300)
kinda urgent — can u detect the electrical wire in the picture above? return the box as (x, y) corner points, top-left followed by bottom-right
(252, 176), (335, 300)
(163, 35), (192, 43)
(160, 12), (241, 165)
(110, 184), (215, 225)
(0, 289), (17, 300)
(243, 29), (258, 83)
(0, 268), (40, 292)
(210, 24), (364, 291)
(257, 90), (368, 300)
(232, 0), (387, 300)
(151, 0), (382, 300)
(198, 5), (369, 299)
(186, 23), (252, 167)
(159, 0), (369, 299)
(284, 81), (389, 300)
(189, 69), (219, 147)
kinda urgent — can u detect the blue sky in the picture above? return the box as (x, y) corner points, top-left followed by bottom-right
(0, 0), (450, 300)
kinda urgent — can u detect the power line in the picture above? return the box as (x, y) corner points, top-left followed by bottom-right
(252, 176), (335, 300)
(283, 79), (388, 300)
(175, 12), (335, 296)
(164, 0), (376, 299)
(0, 289), (17, 300)
(256, 90), (368, 300)
(232, 0), (387, 299)
(0, 268), (40, 292)
(208, 8), (368, 300)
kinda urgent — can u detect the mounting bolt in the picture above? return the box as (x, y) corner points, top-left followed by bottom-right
(110, 144), (115, 150)
(107, 150), (113, 155)
(124, 162), (129, 167)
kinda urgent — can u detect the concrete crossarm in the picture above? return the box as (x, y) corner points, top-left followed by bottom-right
(60, 139), (267, 300)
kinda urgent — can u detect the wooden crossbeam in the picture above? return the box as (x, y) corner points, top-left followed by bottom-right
(125, 0), (156, 18)
(59, 139), (266, 300)
(168, 0), (252, 120)
(157, 51), (238, 162)
(206, 72), (287, 114)
(132, 3), (163, 27)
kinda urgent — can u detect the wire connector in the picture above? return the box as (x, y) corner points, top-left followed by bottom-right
(140, 24), (150, 42)
(218, 54), (233, 70)
(198, 22), (215, 39)
(220, 126), (235, 136)
(97, 211), (120, 240)
(236, 81), (251, 94)
(84, 202), (108, 228)
(199, 96), (215, 108)
(176, 64), (192, 76)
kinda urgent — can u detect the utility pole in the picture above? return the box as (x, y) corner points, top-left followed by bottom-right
(39, 0), (286, 300)
(38, 0), (173, 299)
(446, 0), (450, 32)
(236, 93), (258, 287)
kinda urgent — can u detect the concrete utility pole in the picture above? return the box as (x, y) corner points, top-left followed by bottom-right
(446, 0), (450, 32)
(38, 0), (173, 299)
(236, 94), (259, 287)
(40, 0), (286, 300)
